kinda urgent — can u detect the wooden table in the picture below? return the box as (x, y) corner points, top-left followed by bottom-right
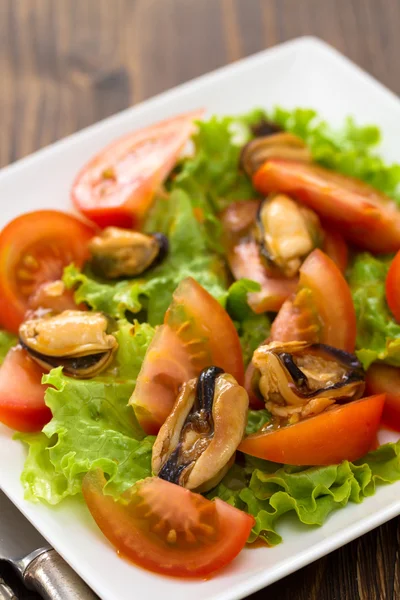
(1, 0), (400, 598)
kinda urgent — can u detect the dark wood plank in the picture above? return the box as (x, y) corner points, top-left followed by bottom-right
(1, 1), (400, 599)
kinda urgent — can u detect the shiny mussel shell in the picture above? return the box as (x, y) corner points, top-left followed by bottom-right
(19, 310), (118, 378)
(240, 132), (312, 178)
(253, 195), (322, 277)
(252, 341), (365, 421)
(152, 366), (249, 493)
(88, 227), (168, 279)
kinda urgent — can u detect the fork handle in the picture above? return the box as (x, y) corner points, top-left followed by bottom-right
(23, 549), (98, 600)
(0, 577), (17, 600)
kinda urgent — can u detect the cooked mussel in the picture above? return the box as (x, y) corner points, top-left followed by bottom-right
(88, 227), (168, 279)
(253, 194), (322, 277)
(250, 119), (282, 138)
(19, 310), (118, 378)
(240, 132), (312, 177)
(152, 366), (249, 493)
(252, 341), (365, 423)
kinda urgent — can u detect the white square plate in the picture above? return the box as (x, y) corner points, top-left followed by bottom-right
(1, 36), (400, 600)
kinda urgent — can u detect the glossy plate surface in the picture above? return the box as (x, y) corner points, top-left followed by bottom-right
(1, 37), (400, 600)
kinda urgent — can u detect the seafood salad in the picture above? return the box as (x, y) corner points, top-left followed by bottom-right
(1, 107), (400, 577)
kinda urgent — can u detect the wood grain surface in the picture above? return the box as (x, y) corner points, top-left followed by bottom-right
(1, 0), (400, 598)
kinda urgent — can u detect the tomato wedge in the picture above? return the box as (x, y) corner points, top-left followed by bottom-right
(322, 227), (348, 273)
(239, 394), (385, 465)
(72, 110), (203, 228)
(0, 210), (95, 334)
(0, 346), (50, 432)
(221, 200), (297, 313)
(83, 471), (254, 578)
(386, 250), (400, 323)
(130, 277), (244, 434)
(253, 160), (400, 253)
(270, 249), (356, 352)
(129, 326), (195, 435)
(366, 363), (400, 431)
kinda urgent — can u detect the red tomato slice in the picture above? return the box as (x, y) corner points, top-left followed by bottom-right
(0, 210), (95, 333)
(322, 227), (348, 273)
(239, 394), (385, 465)
(366, 363), (400, 431)
(72, 110), (203, 228)
(386, 250), (400, 323)
(130, 277), (244, 434)
(270, 249), (356, 352)
(27, 281), (84, 315)
(253, 160), (400, 253)
(165, 277), (244, 382)
(130, 326), (195, 435)
(82, 471), (254, 578)
(221, 201), (297, 313)
(0, 346), (50, 432)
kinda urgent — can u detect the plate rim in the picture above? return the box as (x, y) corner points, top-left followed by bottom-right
(1, 35), (400, 600)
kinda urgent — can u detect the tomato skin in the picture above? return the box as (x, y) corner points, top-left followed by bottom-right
(72, 110), (203, 228)
(130, 277), (244, 434)
(129, 326), (196, 435)
(166, 277), (244, 383)
(221, 200), (297, 313)
(366, 364), (400, 431)
(386, 250), (400, 323)
(322, 227), (348, 273)
(0, 210), (95, 334)
(82, 471), (254, 578)
(253, 160), (400, 253)
(239, 394), (385, 465)
(270, 249), (356, 352)
(0, 346), (50, 432)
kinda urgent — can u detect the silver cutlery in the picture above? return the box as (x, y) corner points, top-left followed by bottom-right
(0, 491), (98, 600)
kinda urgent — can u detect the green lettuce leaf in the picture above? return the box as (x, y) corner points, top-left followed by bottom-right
(64, 189), (227, 326)
(209, 442), (400, 546)
(226, 279), (270, 366)
(270, 107), (400, 201)
(0, 330), (17, 364)
(173, 111), (265, 207)
(17, 320), (155, 505)
(246, 409), (271, 435)
(169, 111), (266, 253)
(348, 253), (400, 369)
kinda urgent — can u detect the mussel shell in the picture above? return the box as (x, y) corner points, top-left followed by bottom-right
(19, 310), (118, 378)
(153, 367), (248, 492)
(275, 343), (365, 400)
(240, 132), (312, 177)
(158, 366), (223, 485)
(253, 198), (276, 270)
(19, 340), (115, 379)
(89, 229), (169, 280)
(251, 119), (282, 138)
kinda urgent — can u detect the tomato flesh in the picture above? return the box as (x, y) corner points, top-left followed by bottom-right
(0, 346), (50, 432)
(83, 471), (254, 578)
(0, 210), (95, 333)
(72, 110), (203, 228)
(129, 326), (195, 435)
(270, 249), (356, 352)
(239, 394), (385, 465)
(386, 250), (400, 323)
(366, 363), (400, 431)
(130, 278), (244, 434)
(322, 227), (348, 273)
(253, 159), (400, 253)
(165, 277), (244, 382)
